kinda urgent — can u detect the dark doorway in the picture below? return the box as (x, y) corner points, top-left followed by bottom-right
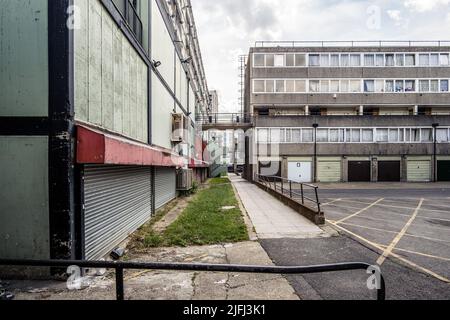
(378, 161), (401, 182)
(348, 161), (371, 182)
(437, 161), (450, 181)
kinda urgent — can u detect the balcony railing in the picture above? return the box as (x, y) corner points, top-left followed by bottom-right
(255, 40), (450, 48)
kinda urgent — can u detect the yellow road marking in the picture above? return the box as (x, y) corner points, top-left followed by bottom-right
(322, 199), (342, 206)
(329, 222), (450, 283)
(336, 198), (384, 224)
(377, 245), (450, 262)
(377, 199), (424, 266)
(340, 222), (450, 243)
(340, 199), (450, 214)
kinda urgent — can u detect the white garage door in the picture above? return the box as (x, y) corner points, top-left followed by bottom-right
(288, 162), (312, 183)
(407, 161), (431, 182)
(317, 161), (341, 182)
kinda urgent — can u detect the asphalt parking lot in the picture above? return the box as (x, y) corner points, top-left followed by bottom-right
(261, 184), (450, 300)
(320, 186), (450, 284)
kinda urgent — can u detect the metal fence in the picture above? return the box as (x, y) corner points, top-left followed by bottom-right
(256, 174), (321, 213)
(254, 40), (450, 48)
(0, 259), (385, 300)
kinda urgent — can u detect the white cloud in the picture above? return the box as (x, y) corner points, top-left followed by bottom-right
(404, 0), (450, 12)
(387, 9), (409, 28)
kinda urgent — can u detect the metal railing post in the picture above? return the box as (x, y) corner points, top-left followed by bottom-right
(281, 178), (284, 194)
(116, 267), (124, 301)
(315, 187), (321, 213)
(301, 184), (305, 204)
(290, 181), (292, 198)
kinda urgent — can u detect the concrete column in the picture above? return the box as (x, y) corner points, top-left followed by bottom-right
(305, 105), (310, 116)
(414, 105), (419, 116)
(359, 105), (364, 116)
(401, 156), (408, 182)
(371, 157), (378, 182)
(342, 157), (349, 182)
(281, 157), (288, 179)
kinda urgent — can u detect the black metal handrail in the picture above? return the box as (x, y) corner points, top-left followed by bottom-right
(0, 259), (385, 300)
(255, 174), (321, 213)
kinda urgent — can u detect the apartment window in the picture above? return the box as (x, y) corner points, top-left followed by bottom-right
(295, 54), (307, 66)
(399, 129), (405, 142)
(270, 129), (281, 143)
(317, 129), (329, 142)
(295, 80), (306, 92)
(405, 129), (411, 142)
(330, 54), (340, 66)
(350, 54), (361, 66)
(389, 129), (399, 142)
(364, 54), (375, 66)
(254, 80), (265, 93)
(258, 129), (269, 143)
(330, 80), (340, 92)
(437, 129), (449, 142)
(376, 129), (389, 142)
(350, 80), (361, 92)
(396, 54), (405, 66)
(266, 54), (275, 67)
(274, 55), (285, 67)
(441, 80), (449, 92)
(364, 80), (375, 93)
(419, 80), (430, 92)
(302, 129), (314, 142)
(319, 54), (329, 67)
(412, 129), (420, 142)
(405, 54), (415, 66)
(341, 80), (349, 92)
(419, 54), (429, 66)
(291, 129), (301, 142)
(385, 80), (394, 93)
(362, 129), (374, 142)
(286, 54), (295, 67)
(310, 80), (320, 92)
(430, 80), (439, 92)
(352, 129), (361, 142)
(341, 54), (349, 67)
(440, 53), (450, 66)
(430, 54), (439, 66)
(330, 129), (344, 142)
(385, 54), (395, 66)
(375, 80), (384, 92)
(405, 80), (415, 92)
(309, 55), (320, 66)
(321, 80), (330, 93)
(376, 54), (384, 66)
(286, 80), (295, 93)
(421, 129), (433, 142)
(275, 80), (285, 93)
(395, 80), (404, 92)
(254, 54), (265, 67)
(266, 80), (275, 93)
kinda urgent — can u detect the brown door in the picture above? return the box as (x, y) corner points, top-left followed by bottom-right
(378, 161), (401, 182)
(348, 161), (371, 182)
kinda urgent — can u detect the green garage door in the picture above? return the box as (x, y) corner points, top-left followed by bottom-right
(407, 160), (431, 182)
(317, 160), (341, 182)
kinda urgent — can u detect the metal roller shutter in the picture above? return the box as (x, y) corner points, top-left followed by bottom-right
(438, 161), (450, 181)
(83, 165), (152, 260)
(317, 161), (341, 182)
(288, 161), (312, 183)
(348, 161), (371, 182)
(407, 161), (431, 182)
(155, 167), (177, 210)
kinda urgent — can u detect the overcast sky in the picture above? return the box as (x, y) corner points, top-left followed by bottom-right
(191, 0), (450, 113)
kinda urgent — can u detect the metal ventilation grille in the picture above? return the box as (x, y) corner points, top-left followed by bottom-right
(83, 165), (152, 260)
(155, 167), (177, 210)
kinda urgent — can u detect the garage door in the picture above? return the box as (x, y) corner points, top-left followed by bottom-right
(407, 161), (431, 182)
(155, 167), (177, 210)
(378, 161), (401, 182)
(348, 161), (371, 182)
(288, 162), (312, 183)
(437, 161), (450, 181)
(317, 161), (341, 182)
(84, 165), (152, 260)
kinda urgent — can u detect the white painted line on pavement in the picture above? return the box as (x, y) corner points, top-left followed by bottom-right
(335, 198), (384, 225)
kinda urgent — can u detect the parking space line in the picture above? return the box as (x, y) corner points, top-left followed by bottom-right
(339, 222), (450, 244)
(322, 198), (342, 206)
(377, 199), (424, 266)
(377, 245), (450, 262)
(335, 198), (384, 224)
(329, 222), (450, 283)
(324, 203), (373, 211)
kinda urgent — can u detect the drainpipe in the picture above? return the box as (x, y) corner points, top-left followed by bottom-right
(432, 123), (439, 182)
(313, 123), (319, 183)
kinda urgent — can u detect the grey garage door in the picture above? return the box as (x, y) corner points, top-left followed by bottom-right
(83, 165), (152, 260)
(155, 167), (177, 210)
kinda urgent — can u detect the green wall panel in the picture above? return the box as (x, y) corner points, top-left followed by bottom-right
(0, 0), (48, 116)
(0, 137), (49, 259)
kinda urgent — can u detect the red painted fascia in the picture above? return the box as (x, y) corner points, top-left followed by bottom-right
(76, 125), (184, 168)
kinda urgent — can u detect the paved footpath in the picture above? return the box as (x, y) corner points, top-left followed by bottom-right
(229, 174), (326, 239)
